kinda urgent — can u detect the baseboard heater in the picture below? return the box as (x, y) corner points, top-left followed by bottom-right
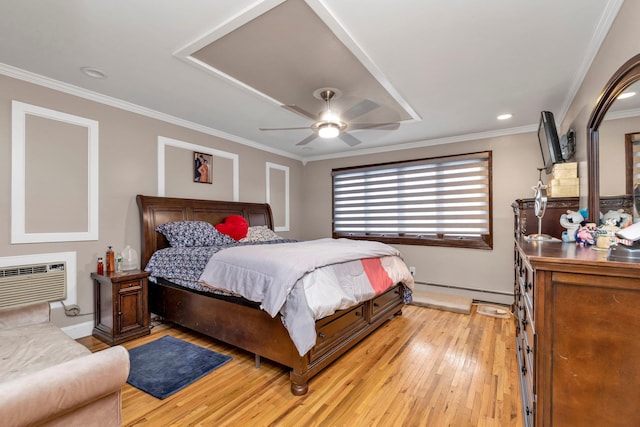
(413, 280), (512, 297)
(0, 262), (66, 308)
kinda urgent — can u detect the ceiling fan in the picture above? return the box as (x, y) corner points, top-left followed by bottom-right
(260, 88), (399, 147)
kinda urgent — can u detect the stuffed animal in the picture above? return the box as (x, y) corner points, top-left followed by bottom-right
(575, 222), (597, 246)
(601, 209), (632, 228)
(595, 219), (619, 249)
(560, 210), (584, 242)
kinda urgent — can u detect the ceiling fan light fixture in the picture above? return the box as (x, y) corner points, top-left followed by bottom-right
(318, 123), (340, 138)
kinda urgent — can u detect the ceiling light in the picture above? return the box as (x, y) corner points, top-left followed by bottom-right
(618, 91), (636, 100)
(80, 67), (107, 79)
(497, 113), (512, 120)
(318, 123), (340, 138)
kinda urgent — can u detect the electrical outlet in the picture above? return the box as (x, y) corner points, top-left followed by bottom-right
(409, 266), (416, 276)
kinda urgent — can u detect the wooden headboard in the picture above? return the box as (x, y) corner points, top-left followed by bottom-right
(136, 195), (273, 267)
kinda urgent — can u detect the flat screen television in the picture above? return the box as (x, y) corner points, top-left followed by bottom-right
(537, 111), (564, 174)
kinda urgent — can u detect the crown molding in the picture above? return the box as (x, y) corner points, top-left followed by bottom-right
(301, 124), (537, 163)
(0, 62), (303, 163)
(557, 0), (625, 124)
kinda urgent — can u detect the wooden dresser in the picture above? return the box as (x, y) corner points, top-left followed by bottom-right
(513, 196), (640, 426)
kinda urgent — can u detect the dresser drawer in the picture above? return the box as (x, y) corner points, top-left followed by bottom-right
(523, 329), (535, 386)
(523, 381), (535, 427)
(516, 334), (534, 427)
(518, 258), (534, 312)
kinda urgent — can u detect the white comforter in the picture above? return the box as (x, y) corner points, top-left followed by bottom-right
(198, 238), (414, 355)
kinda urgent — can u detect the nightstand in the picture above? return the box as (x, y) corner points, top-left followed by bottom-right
(91, 269), (150, 345)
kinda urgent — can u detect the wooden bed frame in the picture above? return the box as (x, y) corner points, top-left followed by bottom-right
(137, 194), (406, 395)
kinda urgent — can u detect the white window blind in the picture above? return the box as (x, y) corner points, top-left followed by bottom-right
(332, 151), (492, 249)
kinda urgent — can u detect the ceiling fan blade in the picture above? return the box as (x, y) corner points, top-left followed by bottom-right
(348, 122), (400, 131)
(341, 99), (379, 122)
(296, 133), (319, 146)
(339, 132), (362, 147)
(282, 105), (317, 121)
(260, 126), (311, 131)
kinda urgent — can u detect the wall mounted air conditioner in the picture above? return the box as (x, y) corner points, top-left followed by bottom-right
(0, 262), (66, 308)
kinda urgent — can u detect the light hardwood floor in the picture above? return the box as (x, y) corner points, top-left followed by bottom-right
(78, 304), (524, 427)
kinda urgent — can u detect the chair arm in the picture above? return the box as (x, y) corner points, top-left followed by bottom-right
(0, 346), (130, 427)
(0, 302), (50, 328)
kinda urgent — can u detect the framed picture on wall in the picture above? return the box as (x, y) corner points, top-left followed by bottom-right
(194, 152), (212, 184)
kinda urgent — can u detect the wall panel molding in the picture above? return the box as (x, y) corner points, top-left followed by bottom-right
(157, 136), (239, 201)
(11, 101), (99, 243)
(266, 162), (290, 231)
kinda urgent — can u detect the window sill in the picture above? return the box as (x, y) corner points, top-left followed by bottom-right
(332, 233), (493, 250)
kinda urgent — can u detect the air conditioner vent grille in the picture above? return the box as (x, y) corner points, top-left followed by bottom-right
(0, 262), (66, 308)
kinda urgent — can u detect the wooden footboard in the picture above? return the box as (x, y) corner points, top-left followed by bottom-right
(149, 280), (405, 395)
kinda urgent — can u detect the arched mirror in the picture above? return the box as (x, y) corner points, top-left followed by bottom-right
(587, 53), (640, 220)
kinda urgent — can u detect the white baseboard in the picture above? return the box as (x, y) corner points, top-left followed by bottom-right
(61, 320), (94, 339)
(413, 282), (513, 306)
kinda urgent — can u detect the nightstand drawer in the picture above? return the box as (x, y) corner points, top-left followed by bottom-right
(118, 280), (142, 291)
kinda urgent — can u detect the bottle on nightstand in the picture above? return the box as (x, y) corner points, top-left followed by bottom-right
(106, 246), (115, 273)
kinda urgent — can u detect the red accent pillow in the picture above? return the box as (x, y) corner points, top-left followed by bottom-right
(215, 215), (248, 241)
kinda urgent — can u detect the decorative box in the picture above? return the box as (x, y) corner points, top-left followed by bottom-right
(548, 177), (580, 197)
(552, 162), (578, 179)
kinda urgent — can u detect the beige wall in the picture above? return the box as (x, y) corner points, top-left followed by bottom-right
(0, 75), (303, 328)
(2, 1), (637, 328)
(300, 1), (640, 303)
(301, 133), (541, 303)
(563, 0), (640, 197)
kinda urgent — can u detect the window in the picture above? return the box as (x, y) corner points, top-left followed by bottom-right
(332, 151), (492, 249)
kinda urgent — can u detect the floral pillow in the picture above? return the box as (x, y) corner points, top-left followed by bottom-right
(240, 225), (282, 242)
(156, 221), (236, 247)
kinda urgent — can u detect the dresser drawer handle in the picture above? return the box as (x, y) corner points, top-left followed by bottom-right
(526, 346), (532, 354)
(521, 366), (527, 375)
(373, 303), (380, 308)
(355, 311), (362, 317)
(526, 282), (533, 291)
(319, 332), (326, 339)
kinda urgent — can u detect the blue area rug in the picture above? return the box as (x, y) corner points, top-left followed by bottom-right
(127, 335), (232, 399)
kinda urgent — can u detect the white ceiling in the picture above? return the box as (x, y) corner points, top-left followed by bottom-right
(0, 0), (625, 162)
